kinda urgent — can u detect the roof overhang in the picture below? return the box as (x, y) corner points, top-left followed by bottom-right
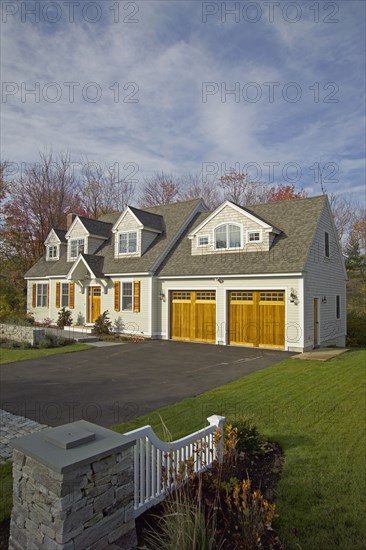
(66, 255), (98, 280)
(188, 200), (280, 238)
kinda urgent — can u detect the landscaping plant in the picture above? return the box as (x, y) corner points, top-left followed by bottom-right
(57, 307), (73, 329)
(93, 310), (112, 335)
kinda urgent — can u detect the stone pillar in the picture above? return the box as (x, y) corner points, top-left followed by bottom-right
(9, 420), (137, 550)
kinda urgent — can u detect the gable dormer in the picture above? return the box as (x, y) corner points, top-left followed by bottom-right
(65, 216), (111, 261)
(44, 229), (66, 261)
(112, 206), (163, 258)
(188, 201), (281, 255)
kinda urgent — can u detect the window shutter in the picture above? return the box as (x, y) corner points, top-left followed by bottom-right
(32, 284), (36, 308)
(69, 282), (75, 309)
(114, 281), (120, 311)
(133, 281), (140, 313)
(56, 282), (60, 308)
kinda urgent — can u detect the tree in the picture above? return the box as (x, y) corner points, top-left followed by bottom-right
(345, 214), (366, 278)
(2, 151), (81, 261)
(0, 160), (9, 206)
(139, 172), (180, 207)
(266, 183), (307, 202)
(328, 193), (357, 247)
(175, 173), (220, 210)
(78, 161), (135, 219)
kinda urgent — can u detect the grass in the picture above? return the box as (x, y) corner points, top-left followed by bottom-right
(1, 350), (364, 548)
(0, 462), (12, 523)
(112, 349), (366, 550)
(0, 343), (94, 365)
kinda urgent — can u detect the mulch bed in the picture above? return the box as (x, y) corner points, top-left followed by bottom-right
(136, 441), (285, 549)
(0, 520), (9, 550)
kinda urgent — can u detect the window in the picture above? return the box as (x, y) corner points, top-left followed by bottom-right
(247, 231), (261, 243)
(36, 284), (48, 308)
(336, 295), (341, 319)
(198, 236), (209, 247)
(61, 283), (69, 307)
(325, 232), (330, 258)
(122, 282), (133, 310)
(70, 239), (84, 258)
(47, 245), (58, 259)
(214, 224), (241, 250)
(119, 232), (137, 254)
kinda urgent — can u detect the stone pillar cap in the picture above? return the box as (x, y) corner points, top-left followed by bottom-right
(10, 420), (134, 473)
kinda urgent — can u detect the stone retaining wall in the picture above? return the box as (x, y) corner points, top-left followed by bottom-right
(0, 323), (45, 346)
(9, 421), (137, 550)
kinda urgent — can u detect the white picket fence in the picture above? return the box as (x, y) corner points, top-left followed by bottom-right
(123, 415), (225, 517)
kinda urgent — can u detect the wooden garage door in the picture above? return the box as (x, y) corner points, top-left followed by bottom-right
(229, 290), (285, 349)
(171, 291), (216, 343)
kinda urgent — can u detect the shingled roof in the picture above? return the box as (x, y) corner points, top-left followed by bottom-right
(53, 229), (67, 243)
(24, 198), (203, 277)
(76, 217), (112, 239)
(157, 195), (328, 276)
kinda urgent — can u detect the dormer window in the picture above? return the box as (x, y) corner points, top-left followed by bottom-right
(47, 245), (58, 260)
(119, 232), (137, 254)
(247, 230), (262, 243)
(215, 224), (241, 250)
(70, 238), (85, 259)
(198, 236), (209, 247)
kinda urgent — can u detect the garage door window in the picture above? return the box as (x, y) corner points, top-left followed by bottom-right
(231, 291), (253, 301)
(196, 291), (215, 301)
(260, 292), (284, 301)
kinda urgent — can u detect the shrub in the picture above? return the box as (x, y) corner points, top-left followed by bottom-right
(113, 316), (124, 334)
(93, 310), (112, 335)
(42, 317), (54, 328)
(0, 312), (35, 326)
(347, 309), (366, 347)
(228, 416), (268, 455)
(57, 307), (73, 329)
(76, 312), (85, 326)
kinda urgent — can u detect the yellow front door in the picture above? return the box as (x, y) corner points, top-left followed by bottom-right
(88, 287), (101, 323)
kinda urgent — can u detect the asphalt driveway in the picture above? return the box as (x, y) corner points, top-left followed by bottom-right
(0, 341), (292, 427)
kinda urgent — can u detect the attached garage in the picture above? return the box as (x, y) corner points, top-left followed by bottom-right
(170, 290), (216, 343)
(228, 290), (285, 349)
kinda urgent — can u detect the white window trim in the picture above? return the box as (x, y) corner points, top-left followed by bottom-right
(117, 231), (139, 256)
(47, 245), (59, 260)
(246, 229), (263, 244)
(213, 223), (243, 251)
(70, 238), (85, 259)
(121, 280), (134, 311)
(36, 283), (48, 308)
(61, 283), (70, 308)
(197, 235), (210, 247)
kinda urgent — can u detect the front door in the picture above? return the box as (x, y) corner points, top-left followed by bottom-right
(88, 287), (101, 323)
(313, 298), (319, 347)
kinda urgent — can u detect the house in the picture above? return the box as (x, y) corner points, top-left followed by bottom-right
(24, 195), (347, 352)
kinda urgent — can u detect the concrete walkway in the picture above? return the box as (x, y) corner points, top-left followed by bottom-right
(0, 410), (47, 464)
(291, 348), (349, 361)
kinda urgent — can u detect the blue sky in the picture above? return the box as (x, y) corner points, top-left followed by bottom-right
(1, 0), (365, 203)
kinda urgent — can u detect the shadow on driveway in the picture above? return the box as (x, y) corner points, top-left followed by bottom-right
(0, 341), (292, 427)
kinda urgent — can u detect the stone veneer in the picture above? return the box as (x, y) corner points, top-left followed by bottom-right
(0, 323), (45, 346)
(9, 421), (136, 550)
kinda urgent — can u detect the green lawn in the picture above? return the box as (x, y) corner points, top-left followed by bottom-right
(0, 343), (93, 365)
(1, 350), (365, 549)
(112, 349), (366, 550)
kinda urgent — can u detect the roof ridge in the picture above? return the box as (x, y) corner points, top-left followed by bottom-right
(79, 215), (113, 226)
(250, 194), (326, 208)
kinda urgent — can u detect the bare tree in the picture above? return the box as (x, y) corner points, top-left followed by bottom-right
(329, 193), (358, 248)
(177, 173), (221, 210)
(139, 172), (179, 207)
(218, 171), (271, 206)
(79, 161), (135, 218)
(2, 151), (80, 260)
(0, 161), (9, 206)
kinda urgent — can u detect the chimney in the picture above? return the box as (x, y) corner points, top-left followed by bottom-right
(67, 213), (76, 229)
